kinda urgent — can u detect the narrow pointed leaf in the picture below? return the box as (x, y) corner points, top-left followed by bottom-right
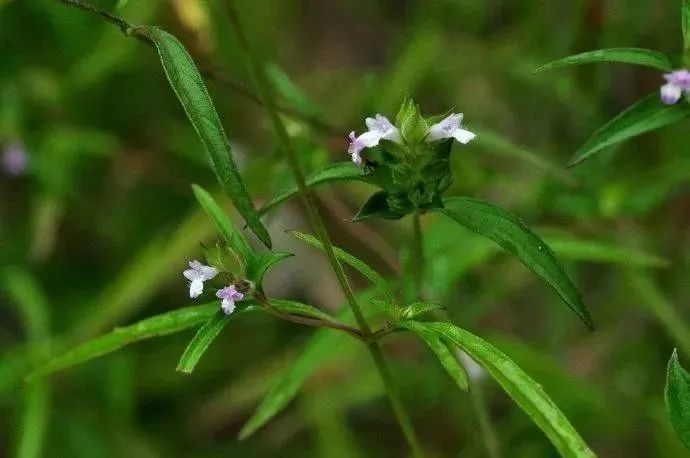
(246, 252), (293, 286)
(259, 162), (363, 216)
(176, 311), (233, 374)
(401, 321), (595, 458)
(404, 322), (468, 391)
(268, 299), (336, 322)
(535, 48), (673, 73)
(353, 191), (405, 221)
(134, 26), (271, 247)
(288, 230), (395, 303)
(401, 302), (446, 319)
(569, 93), (690, 166)
(441, 197), (593, 329)
(666, 349), (690, 450)
(30, 303), (245, 379)
(192, 184), (254, 262)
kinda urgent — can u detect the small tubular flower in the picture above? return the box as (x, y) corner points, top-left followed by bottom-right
(216, 285), (244, 315)
(426, 113), (476, 144)
(183, 260), (218, 299)
(660, 69), (690, 105)
(347, 114), (401, 165)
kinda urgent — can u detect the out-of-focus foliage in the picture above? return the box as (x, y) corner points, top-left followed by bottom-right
(2, 0), (690, 456)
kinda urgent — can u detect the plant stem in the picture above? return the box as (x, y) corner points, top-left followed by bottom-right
(411, 211), (425, 298)
(223, 1), (424, 455)
(468, 378), (502, 458)
(411, 210), (502, 457)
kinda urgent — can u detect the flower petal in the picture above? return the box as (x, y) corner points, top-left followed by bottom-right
(221, 298), (236, 315)
(661, 83), (683, 105)
(183, 268), (201, 281)
(452, 128), (476, 144)
(189, 278), (204, 298)
(198, 265), (218, 280)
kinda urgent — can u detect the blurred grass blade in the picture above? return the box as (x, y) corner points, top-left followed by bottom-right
(134, 26), (271, 247)
(666, 349), (690, 450)
(441, 197), (593, 329)
(681, 0), (690, 52)
(474, 128), (575, 185)
(405, 322), (468, 391)
(569, 93), (690, 167)
(192, 184), (254, 262)
(259, 162), (363, 216)
(402, 321), (596, 458)
(544, 233), (668, 268)
(266, 63), (321, 117)
(246, 252), (293, 286)
(625, 270), (690, 355)
(2, 269), (51, 458)
(288, 230), (395, 303)
(177, 311), (233, 374)
(239, 322), (351, 439)
(72, 210), (215, 340)
(31, 303), (227, 379)
(534, 48), (673, 73)
(401, 302), (445, 320)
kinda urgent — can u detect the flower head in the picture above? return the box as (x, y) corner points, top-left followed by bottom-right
(660, 69), (690, 105)
(183, 260), (218, 299)
(216, 284), (244, 315)
(347, 114), (402, 165)
(426, 113), (476, 144)
(2, 142), (28, 176)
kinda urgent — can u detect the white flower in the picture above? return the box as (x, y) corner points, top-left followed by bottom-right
(660, 70), (690, 105)
(426, 113), (476, 144)
(216, 285), (244, 315)
(456, 350), (486, 382)
(183, 260), (218, 299)
(347, 114), (402, 165)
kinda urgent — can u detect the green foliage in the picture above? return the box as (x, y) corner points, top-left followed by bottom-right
(404, 322), (469, 391)
(245, 252), (293, 286)
(288, 230), (396, 303)
(31, 303), (226, 379)
(176, 311), (236, 374)
(683, 0), (690, 55)
(569, 94), (690, 166)
(259, 162), (363, 215)
(401, 321), (596, 458)
(665, 349), (690, 450)
(192, 184), (255, 262)
(396, 99), (429, 144)
(401, 302), (445, 320)
(134, 26), (271, 248)
(440, 197), (593, 329)
(535, 48), (673, 73)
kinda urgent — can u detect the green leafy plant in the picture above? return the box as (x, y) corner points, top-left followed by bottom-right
(536, 0), (690, 166)
(25, 1), (608, 457)
(665, 349), (690, 451)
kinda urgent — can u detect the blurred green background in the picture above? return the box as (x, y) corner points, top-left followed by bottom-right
(2, 0), (690, 456)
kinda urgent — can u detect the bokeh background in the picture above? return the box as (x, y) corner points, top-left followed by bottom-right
(2, 0), (690, 456)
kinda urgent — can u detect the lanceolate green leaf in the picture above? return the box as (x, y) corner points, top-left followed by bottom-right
(259, 162), (363, 216)
(30, 303), (232, 379)
(268, 299), (337, 322)
(535, 48), (673, 73)
(192, 184), (254, 262)
(176, 311), (234, 374)
(288, 230), (395, 303)
(134, 26), (271, 247)
(401, 302), (445, 320)
(441, 197), (593, 329)
(402, 321), (595, 458)
(404, 322), (468, 391)
(569, 93), (690, 166)
(666, 349), (690, 450)
(246, 252), (293, 286)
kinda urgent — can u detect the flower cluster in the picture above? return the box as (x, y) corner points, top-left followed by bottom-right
(347, 112), (476, 166)
(183, 260), (244, 315)
(660, 69), (690, 105)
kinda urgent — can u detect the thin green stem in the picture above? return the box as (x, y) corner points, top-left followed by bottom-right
(223, 1), (423, 454)
(411, 211), (425, 298)
(469, 378), (502, 458)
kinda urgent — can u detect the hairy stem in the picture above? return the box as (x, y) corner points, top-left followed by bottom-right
(224, 1), (423, 454)
(411, 211), (425, 298)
